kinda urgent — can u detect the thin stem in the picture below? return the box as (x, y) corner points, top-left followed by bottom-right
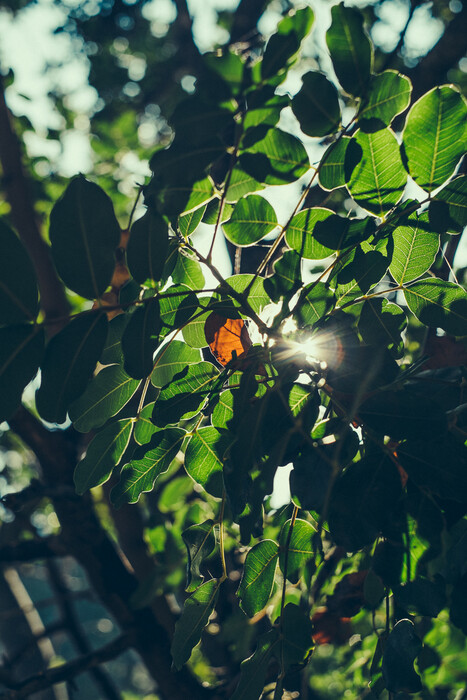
(217, 492), (227, 582)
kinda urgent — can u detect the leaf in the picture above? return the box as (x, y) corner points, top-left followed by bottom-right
(69, 364), (141, 433)
(224, 274), (270, 314)
(280, 603), (314, 670)
(171, 579), (220, 670)
(328, 453), (404, 552)
(134, 403), (159, 445)
(121, 299), (161, 379)
(292, 71), (341, 137)
(403, 279), (467, 336)
(230, 629), (279, 700)
(358, 299), (406, 358)
(178, 205), (207, 238)
(126, 211), (169, 284)
(450, 574), (467, 635)
(319, 136), (362, 191)
(285, 208), (348, 259)
(279, 519), (315, 584)
(239, 128), (310, 185)
(36, 312), (108, 424)
(382, 619), (422, 693)
(0, 324), (44, 422)
(74, 419), (134, 494)
(205, 313), (252, 367)
(430, 175), (467, 233)
(0, 220), (39, 324)
(394, 577), (446, 618)
(151, 340), (201, 387)
(184, 427), (229, 497)
(152, 362), (219, 427)
(294, 282), (335, 327)
(101, 314), (128, 365)
(49, 175), (121, 299)
(154, 175), (216, 218)
(389, 212), (439, 284)
(358, 71), (412, 131)
(326, 4), (372, 96)
(182, 520), (216, 592)
(359, 389), (447, 440)
(402, 85), (467, 192)
(264, 250), (302, 303)
(347, 129), (407, 216)
(237, 539), (279, 617)
(159, 284), (199, 334)
(397, 437), (467, 502)
(172, 251), (205, 290)
(223, 195), (277, 247)
(212, 390), (234, 429)
(225, 167), (264, 202)
(261, 7), (314, 81)
(110, 427), (185, 507)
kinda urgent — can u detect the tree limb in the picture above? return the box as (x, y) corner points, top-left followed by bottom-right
(0, 538), (66, 563)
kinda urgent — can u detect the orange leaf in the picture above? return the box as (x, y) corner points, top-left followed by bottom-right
(204, 313), (252, 367)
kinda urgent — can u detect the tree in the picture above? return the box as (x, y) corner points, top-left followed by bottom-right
(0, 1), (467, 699)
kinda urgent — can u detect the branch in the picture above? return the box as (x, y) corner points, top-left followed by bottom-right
(0, 76), (70, 333)
(0, 537), (66, 563)
(229, 0), (271, 44)
(0, 634), (131, 700)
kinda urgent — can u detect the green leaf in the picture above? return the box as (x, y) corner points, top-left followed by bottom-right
(126, 211), (169, 284)
(0, 220), (39, 324)
(49, 175), (120, 299)
(134, 402), (159, 445)
(403, 279), (467, 336)
(239, 128), (309, 185)
(0, 324), (44, 422)
(121, 299), (161, 379)
(292, 71), (341, 137)
(184, 427), (229, 498)
(347, 129), (407, 216)
(326, 4), (372, 96)
(398, 437), (467, 502)
(182, 520), (216, 592)
(319, 136), (361, 191)
(159, 284), (199, 334)
(101, 314), (128, 365)
(402, 86), (467, 192)
(430, 175), (467, 233)
(69, 364), (141, 433)
(152, 362), (219, 427)
(237, 539), (279, 617)
(154, 176), (216, 218)
(171, 579), (220, 670)
(223, 195), (277, 246)
(172, 250), (205, 290)
(389, 212), (439, 284)
(151, 340), (201, 387)
(358, 299), (406, 357)
(243, 87), (289, 132)
(358, 71), (412, 131)
(279, 519), (315, 584)
(223, 274), (270, 314)
(74, 419), (134, 494)
(294, 282), (335, 327)
(382, 619), (422, 693)
(111, 427), (185, 507)
(285, 208), (348, 259)
(280, 604), (314, 670)
(328, 453), (403, 552)
(212, 390), (234, 429)
(359, 389), (447, 440)
(36, 312), (108, 424)
(225, 167), (264, 202)
(230, 629), (279, 700)
(178, 205), (206, 238)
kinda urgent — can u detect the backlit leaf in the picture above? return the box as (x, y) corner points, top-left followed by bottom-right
(69, 363), (141, 433)
(205, 313), (252, 367)
(152, 362), (219, 426)
(403, 279), (467, 336)
(49, 175), (120, 299)
(286, 208), (348, 259)
(223, 195), (278, 246)
(358, 71), (412, 131)
(74, 419), (134, 494)
(292, 71), (341, 137)
(358, 299), (406, 357)
(237, 539), (279, 617)
(319, 136), (361, 191)
(151, 340), (201, 387)
(279, 519), (315, 584)
(184, 427), (229, 497)
(171, 579), (220, 669)
(347, 129), (407, 216)
(402, 86), (467, 192)
(230, 630), (279, 700)
(182, 520), (216, 592)
(111, 427), (185, 506)
(430, 175), (467, 233)
(240, 128), (310, 185)
(389, 212), (439, 284)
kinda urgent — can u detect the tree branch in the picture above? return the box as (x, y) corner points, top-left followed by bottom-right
(0, 538), (66, 563)
(0, 76), (69, 333)
(0, 634), (131, 700)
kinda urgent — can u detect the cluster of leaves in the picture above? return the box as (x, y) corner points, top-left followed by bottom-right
(1, 4), (467, 698)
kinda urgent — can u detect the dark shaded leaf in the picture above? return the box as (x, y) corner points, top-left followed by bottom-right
(74, 419), (134, 494)
(359, 389), (447, 440)
(126, 211), (169, 284)
(394, 576), (446, 618)
(36, 312), (107, 424)
(0, 324), (44, 422)
(240, 128), (309, 185)
(292, 71), (341, 137)
(0, 220), (39, 324)
(49, 175), (120, 299)
(358, 299), (406, 358)
(326, 5), (372, 96)
(122, 299), (161, 379)
(319, 136), (362, 191)
(182, 520), (216, 592)
(152, 362), (219, 426)
(171, 579), (220, 669)
(230, 629), (279, 700)
(382, 619), (422, 693)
